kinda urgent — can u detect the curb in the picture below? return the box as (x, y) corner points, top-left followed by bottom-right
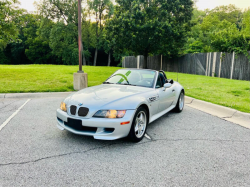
(0, 92), (74, 98)
(185, 96), (250, 129)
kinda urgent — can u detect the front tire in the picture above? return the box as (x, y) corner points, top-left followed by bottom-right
(128, 107), (148, 142)
(173, 91), (185, 113)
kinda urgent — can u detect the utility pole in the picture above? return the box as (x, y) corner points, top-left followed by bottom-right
(74, 0), (88, 90)
(78, 0), (83, 73)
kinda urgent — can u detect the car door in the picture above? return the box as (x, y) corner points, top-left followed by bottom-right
(155, 73), (175, 112)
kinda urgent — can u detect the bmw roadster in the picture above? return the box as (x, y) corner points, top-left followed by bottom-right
(56, 69), (184, 142)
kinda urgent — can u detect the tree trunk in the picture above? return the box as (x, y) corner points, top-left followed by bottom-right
(93, 48), (98, 66)
(143, 54), (148, 69)
(108, 51), (111, 66)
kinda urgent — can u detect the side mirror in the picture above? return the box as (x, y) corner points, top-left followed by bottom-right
(163, 83), (172, 90)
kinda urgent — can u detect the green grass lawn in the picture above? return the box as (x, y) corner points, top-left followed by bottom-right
(166, 72), (250, 113)
(0, 65), (249, 113)
(0, 65), (120, 92)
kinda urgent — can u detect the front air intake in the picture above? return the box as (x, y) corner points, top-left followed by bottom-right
(78, 107), (89, 117)
(70, 105), (77, 115)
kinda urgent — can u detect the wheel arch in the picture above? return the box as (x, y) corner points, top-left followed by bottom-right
(172, 83), (185, 106)
(138, 104), (150, 124)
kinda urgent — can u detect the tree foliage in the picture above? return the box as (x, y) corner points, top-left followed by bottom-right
(50, 22), (79, 64)
(106, 0), (193, 68)
(0, 0), (24, 50)
(35, 0), (78, 25)
(1, 1), (249, 65)
(211, 24), (250, 58)
(242, 9), (250, 36)
(184, 5), (250, 56)
(87, 0), (114, 65)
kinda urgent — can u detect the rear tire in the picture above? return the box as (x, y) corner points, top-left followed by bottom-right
(173, 91), (185, 113)
(128, 106), (148, 143)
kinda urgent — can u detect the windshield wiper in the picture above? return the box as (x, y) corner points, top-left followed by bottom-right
(103, 82), (114, 84)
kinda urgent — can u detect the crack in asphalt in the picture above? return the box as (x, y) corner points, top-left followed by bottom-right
(0, 100), (19, 111)
(151, 138), (250, 143)
(3, 94), (6, 98)
(185, 99), (194, 104)
(0, 107), (18, 113)
(0, 143), (116, 167)
(1, 137), (249, 167)
(0, 98), (5, 104)
(222, 111), (238, 119)
(0, 106), (18, 113)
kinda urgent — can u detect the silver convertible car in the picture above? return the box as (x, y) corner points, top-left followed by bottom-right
(56, 69), (185, 142)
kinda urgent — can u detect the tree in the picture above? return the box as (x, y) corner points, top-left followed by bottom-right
(36, 0), (78, 24)
(36, 0), (87, 64)
(184, 5), (245, 54)
(211, 24), (250, 57)
(208, 4), (242, 28)
(0, 0), (24, 50)
(82, 20), (96, 64)
(87, 0), (114, 66)
(106, 0), (193, 69)
(23, 15), (60, 64)
(242, 9), (250, 36)
(49, 22), (79, 65)
(1, 13), (40, 65)
(184, 8), (207, 53)
(101, 28), (112, 66)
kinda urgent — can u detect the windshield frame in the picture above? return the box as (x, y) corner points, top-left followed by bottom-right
(104, 69), (158, 89)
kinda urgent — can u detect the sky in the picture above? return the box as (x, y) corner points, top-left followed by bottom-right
(19, 0), (250, 12)
(19, 0), (37, 12)
(196, 0), (250, 10)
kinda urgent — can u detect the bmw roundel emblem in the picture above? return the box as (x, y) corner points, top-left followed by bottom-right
(78, 103), (83, 106)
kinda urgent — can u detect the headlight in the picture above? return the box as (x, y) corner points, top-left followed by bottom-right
(93, 110), (126, 118)
(60, 102), (67, 112)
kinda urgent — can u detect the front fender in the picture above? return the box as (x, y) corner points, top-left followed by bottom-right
(172, 82), (184, 106)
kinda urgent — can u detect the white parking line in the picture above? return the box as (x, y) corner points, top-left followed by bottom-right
(145, 133), (151, 140)
(0, 99), (31, 132)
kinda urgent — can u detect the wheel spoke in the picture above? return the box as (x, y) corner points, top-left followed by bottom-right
(135, 124), (139, 132)
(139, 113), (144, 123)
(134, 111), (147, 139)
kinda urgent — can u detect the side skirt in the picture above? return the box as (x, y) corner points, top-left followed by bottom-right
(149, 105), (175, 123)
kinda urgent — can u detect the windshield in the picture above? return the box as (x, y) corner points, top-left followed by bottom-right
(104, 69), (156, 88)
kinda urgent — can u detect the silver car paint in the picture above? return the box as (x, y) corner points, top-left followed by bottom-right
(56, 70), (184, 140)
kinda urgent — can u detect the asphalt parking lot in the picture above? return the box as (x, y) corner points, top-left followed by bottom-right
(1, 95), (250, 187)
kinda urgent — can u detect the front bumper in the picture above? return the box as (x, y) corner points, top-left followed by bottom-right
(56, 109), (136, 140)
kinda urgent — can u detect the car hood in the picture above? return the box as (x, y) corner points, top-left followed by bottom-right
(67, 84), (151, 109)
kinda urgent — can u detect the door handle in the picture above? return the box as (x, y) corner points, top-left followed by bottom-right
(172, 89), (175, 92)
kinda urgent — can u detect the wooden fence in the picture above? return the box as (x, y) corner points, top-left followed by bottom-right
(122, 52), (250, 81)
